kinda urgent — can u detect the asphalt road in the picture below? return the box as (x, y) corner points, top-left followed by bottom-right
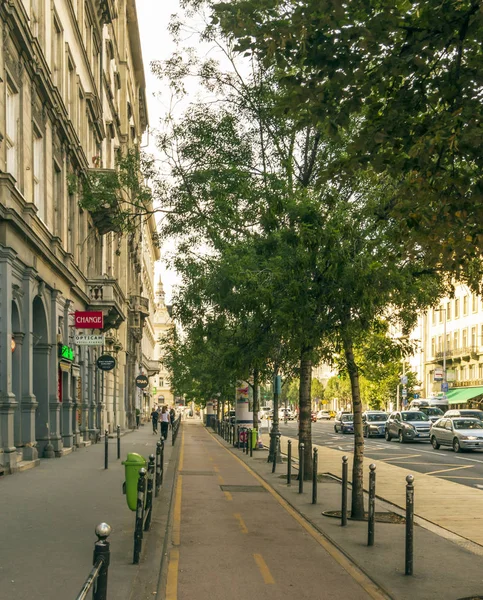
(280, 419), (483, 491)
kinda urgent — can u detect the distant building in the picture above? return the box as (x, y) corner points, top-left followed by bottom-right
(152, 277), (174, 407)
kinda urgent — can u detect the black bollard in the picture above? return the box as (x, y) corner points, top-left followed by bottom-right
(341, 455), (348, 526)
(117, 425), (121, 460)
(155, 441), (162, 497)
(272, 435), (279, 474)
(312, 448), (318, 505)
(299, 443), (305, 493)
(236, 426), (240, 448)
(144, 455), (155, 532)
(92, 523), (111, 600)
(368, 463), (376, 546)
(250, 430), (254, 457)
(405, 474), (414, 575)
(160, 439), (165, 486)
(287, 440), (292, 485)
(133, 468), (146, 564)
(104, 430), (108, 470)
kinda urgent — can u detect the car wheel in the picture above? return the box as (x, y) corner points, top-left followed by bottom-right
(334, 425), (338, 433)
(398, 430), (405, 443)
(363, 427), (367, 438)
(453, 438), (462, 453)
(385, 430), (391, 442)
(431, 436), (440, 450)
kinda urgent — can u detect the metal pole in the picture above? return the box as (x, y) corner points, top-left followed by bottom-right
(287, 440), (292, 485)
(312, 448), (318, 505)
(247, 429), (251, 454)
(160, 439), (164, 486)
(269, 371), (281, 463)
(144, 455), (155, 531)
(368, 464), (376, 546)
(104, 430), (108, 470)
(155, 441), (162, 497)
(116, 425), (120, 460)
(299, 443), (305, 493)
(133, 468), (146, 564)
(405, 474), (414, 576)
(236, 425), (240, 448)
(272, 434), (279, 474)
(341, 455), (348, 526)
(250, 430), (253, 457)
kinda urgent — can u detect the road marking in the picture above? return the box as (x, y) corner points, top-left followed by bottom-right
(253, 554), (275, 584)
(213, 466), (220, 472)
(437, 476), (483, 480)
(217, 474), (225, 484)
(178, 430), (185, 472)
(380, 454), (421, 461)
(224, 491), (233, 501)
(173, 475), (183, 546)
(234, 513), (248, 534)
(210, 432), (390, 600)
(165, 548), (179, 600)
(425, 465), (473, 476)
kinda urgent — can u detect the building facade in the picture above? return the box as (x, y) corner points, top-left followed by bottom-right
(0, 0), (159, 474)
(151, 277), (174, 408)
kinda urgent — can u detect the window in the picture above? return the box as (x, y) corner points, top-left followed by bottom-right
(431, 337), (436, 357)
(470, 364), (476, 379)
(479, 363), (483, 380)
(6, 81), (19, 180)
(438, 335), (442, 353)
(446, 334), (451, 351)
(53, 162), (62, 236)
(67, 58), (76, 120)
(432, 309), (436, 325)
(159, 379), (164, 388)
(473, 294), (479, 313)
(472, 326), (477, 347)
(52, 17), (63, 91)
(31, 0), (42, 40)
(463, 295), (469, 316)
(455, 298), (460, 318)
(439, 308), (443, 323)
(446, 302), (451, 321)
(454, 331), (459, 350)
(462, 328), (468, 348)
(461, 365), (467, 380)
(33, 128), (45, 221)
(84, 5), (92, 59)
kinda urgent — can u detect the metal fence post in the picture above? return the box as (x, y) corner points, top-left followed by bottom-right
(250, 430), (254, 457)
(133, 468), (146, 564)
(116, 425), (121, 460)
(368, 464), (376, 546)
(160, 439), (165, 486)
(272, 434), (280, 474)
(405, 474), (414, 576)
(92, 523), (111, 600)
(341, 455), (348, 526)
(287, 440), (292, 485)
(155, 441), (162, 497)
(299, 443), (305, 493)
(312, 448), (318, 505)
(144, 455), (155, 531)
(104, 430), (108, 470)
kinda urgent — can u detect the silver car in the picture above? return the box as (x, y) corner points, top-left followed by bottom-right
(431, 417), (483, 453)
(362, 411), (388, 438)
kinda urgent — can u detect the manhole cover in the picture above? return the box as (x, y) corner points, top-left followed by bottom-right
(180, 471), (214, 476)
(220, 485), (267, 493)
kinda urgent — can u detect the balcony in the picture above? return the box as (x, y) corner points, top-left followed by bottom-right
(130, 295), (150, 318)
(82, 169), (121, 236)
(435, 346), (479, 362)
(142, 355), (161, 377)
(86, 277), (126, 330)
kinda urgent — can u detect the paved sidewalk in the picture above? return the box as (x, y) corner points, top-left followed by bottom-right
(0, 424), (179, 600)
(160, 422), (387, 600)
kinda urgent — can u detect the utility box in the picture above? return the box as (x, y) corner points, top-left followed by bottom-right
(122, 452), (147, 511)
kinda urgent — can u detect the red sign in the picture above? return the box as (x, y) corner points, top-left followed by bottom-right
(74, 311), (103, 329)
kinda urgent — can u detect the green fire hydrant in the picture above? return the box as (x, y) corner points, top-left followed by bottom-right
(122, 452), (147, 511)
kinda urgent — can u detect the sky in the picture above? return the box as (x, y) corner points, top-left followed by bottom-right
(137, 0), (183, 304)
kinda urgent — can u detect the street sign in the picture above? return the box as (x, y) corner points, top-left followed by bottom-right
(74, 311), (103, 329)
(96, 354), (116, 371)
(135, 374), (149, 389)
(441, 382), (449, 392)
(58, 345), (74, 361)
(402, 388), (407, 397)
(413, 394), (419, 399)
(401, 375), (408, 385)
(434, 368), (444, 382)
(74, 334), (105, 346)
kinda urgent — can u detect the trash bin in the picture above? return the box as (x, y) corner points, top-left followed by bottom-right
(122, 452), (147, 511)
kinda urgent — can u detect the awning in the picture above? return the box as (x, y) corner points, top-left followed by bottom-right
(447, 387), (483, 405)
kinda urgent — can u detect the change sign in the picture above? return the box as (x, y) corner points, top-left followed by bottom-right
(75, 311), (103, 329)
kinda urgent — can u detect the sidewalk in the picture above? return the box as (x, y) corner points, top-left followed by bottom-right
(0, 424), (179, 600)
(160, 422), (388, 600)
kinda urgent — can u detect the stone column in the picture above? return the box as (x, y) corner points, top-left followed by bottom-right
(48, 290), (63, 456)
(12, 332), (24, 447)
(21, 269), (38, 461)
(34, 344), (54, 458)
(71, 369), (81, 447)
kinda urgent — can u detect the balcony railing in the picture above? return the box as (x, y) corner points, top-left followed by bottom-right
(86, 277), (126, 330)
(435, 346), (478, 360)
(130, 295), (150, 318)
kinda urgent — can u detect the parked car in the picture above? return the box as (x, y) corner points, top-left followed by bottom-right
(385, 411), (431, 443)
(334, 413), (354, 434)
(317, 410), (331, 420)
(431, 417), (483, 452)
(417, 406), (444, 423)
(279, 408), (296, 421)
(362, 411), (388, 438)
(444, 409), (483, 422)
(259, 407), (273, 420)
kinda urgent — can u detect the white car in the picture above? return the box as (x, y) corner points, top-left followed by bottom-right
(317, 410), (331, 420)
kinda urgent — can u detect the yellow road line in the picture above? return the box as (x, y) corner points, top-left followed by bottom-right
(165, 548), (179, 600)
(209, 432), (390, 600)
(426, 465), (473, 476)
(217, 474), (225, 484)
(173, 475), (183, 546)
(224, 491), (233, 501)
(178, 430), (185, 472)
(379, 455), (420, 461)
(253, 554), (275, 584)
(234, 513), (248, 534)
(213, 466), (220, 473)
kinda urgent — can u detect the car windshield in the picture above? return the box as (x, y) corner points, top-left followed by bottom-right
(366, 413), (387, 422)
(462, 411), (483, 420)
(402, 412), (429, 421)
(341, 414), (353, 422)
(421, 407), (444, 417)
(453, 419), (483, 430)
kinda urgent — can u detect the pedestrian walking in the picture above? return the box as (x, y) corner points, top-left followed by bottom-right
(135, 408), (141, 429)
(169, 406), (176, 428)
(151, 408), (159, 434)
(160, 406), (170, 440)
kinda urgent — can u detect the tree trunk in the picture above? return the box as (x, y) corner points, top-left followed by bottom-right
(252, 368), (259, 432)
(221, 400), (225, 422)
(298, 347), (312, 480)
(342, 333), (365, 519)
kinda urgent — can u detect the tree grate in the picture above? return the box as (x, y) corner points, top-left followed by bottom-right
(220, 485), (267, 493)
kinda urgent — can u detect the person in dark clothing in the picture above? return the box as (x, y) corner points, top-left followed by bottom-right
(169, 407), (176, 428)
(160, 406), (170, 440)
(151, 408), (159, 434)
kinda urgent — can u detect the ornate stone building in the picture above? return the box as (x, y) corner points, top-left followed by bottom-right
(0, 0), (159, 474)
(152, 277), (174, 408)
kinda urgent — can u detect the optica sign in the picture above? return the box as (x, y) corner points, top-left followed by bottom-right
(74, 311), (103, 329)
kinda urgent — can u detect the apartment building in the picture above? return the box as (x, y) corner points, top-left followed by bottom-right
(0, 0), (159, 473)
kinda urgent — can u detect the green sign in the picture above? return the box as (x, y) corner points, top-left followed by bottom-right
(59, 345), (74, 361)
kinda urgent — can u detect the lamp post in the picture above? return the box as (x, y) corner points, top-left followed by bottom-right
(268, 371), (282, 463)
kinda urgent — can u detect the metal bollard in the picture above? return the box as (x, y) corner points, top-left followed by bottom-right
(272, 435), (279, 474)
(405, 474), (414, 575)
(312, 448), (318, 505)
(236, 426), (240, 448)
(287, 440), (292, 485)
(368, 464), (376, 546)
(155, 441), (162, 497)
(250, 430), (253, 457)
(104, 430), (108, 470)
(144, 455), (155, 531)
(117, 425), (121, 460)
(160, 438), (165, 486)
(92, 523), (111, 600)
(341, 455), (348, 526)
(299, 443), (305, 493)
(133, 468), (146, 564)
(247, 429), (251, 454)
